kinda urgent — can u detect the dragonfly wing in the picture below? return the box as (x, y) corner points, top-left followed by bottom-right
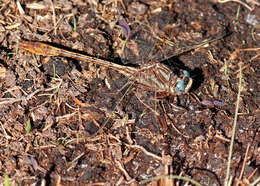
(117, 8), (225, 66)
(118, 15), (205, 65)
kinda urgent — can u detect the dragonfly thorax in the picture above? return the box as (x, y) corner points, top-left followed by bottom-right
(134, 62), (193, 97)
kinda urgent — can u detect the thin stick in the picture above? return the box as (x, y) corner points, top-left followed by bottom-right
(237, 143), (250, 184)
(0, 89), (41, 105)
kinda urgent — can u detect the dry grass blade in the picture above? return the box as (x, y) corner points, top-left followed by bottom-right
(218, 0), (253, 10)
(225, 64), (243, 186)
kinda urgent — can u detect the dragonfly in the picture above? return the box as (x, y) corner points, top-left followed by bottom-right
(18, 40), (193, 98)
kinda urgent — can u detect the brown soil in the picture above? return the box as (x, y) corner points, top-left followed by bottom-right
(0, 0), (259, 185)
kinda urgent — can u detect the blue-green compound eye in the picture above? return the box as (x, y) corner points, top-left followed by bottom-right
(176, 80), (185, 92)
(183, 70), (190, 78)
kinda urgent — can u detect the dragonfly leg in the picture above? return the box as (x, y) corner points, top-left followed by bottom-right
(155, 110), (169, 133)
(105, 80), (134, 96)
(155, 92), (170, 99)
(169, 94), (188, 112)
(134, 89), (160, 116)
(160, 102), (189, 138)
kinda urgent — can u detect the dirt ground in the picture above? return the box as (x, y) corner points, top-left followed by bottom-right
(0, 0), (259, 185)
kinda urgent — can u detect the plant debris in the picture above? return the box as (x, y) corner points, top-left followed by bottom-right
(0, 0), (259, 185)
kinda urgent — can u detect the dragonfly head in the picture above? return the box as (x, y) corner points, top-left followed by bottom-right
(174, 70), (193, 95)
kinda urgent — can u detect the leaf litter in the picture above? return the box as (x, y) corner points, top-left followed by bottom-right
(0, 0), (259, 185)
